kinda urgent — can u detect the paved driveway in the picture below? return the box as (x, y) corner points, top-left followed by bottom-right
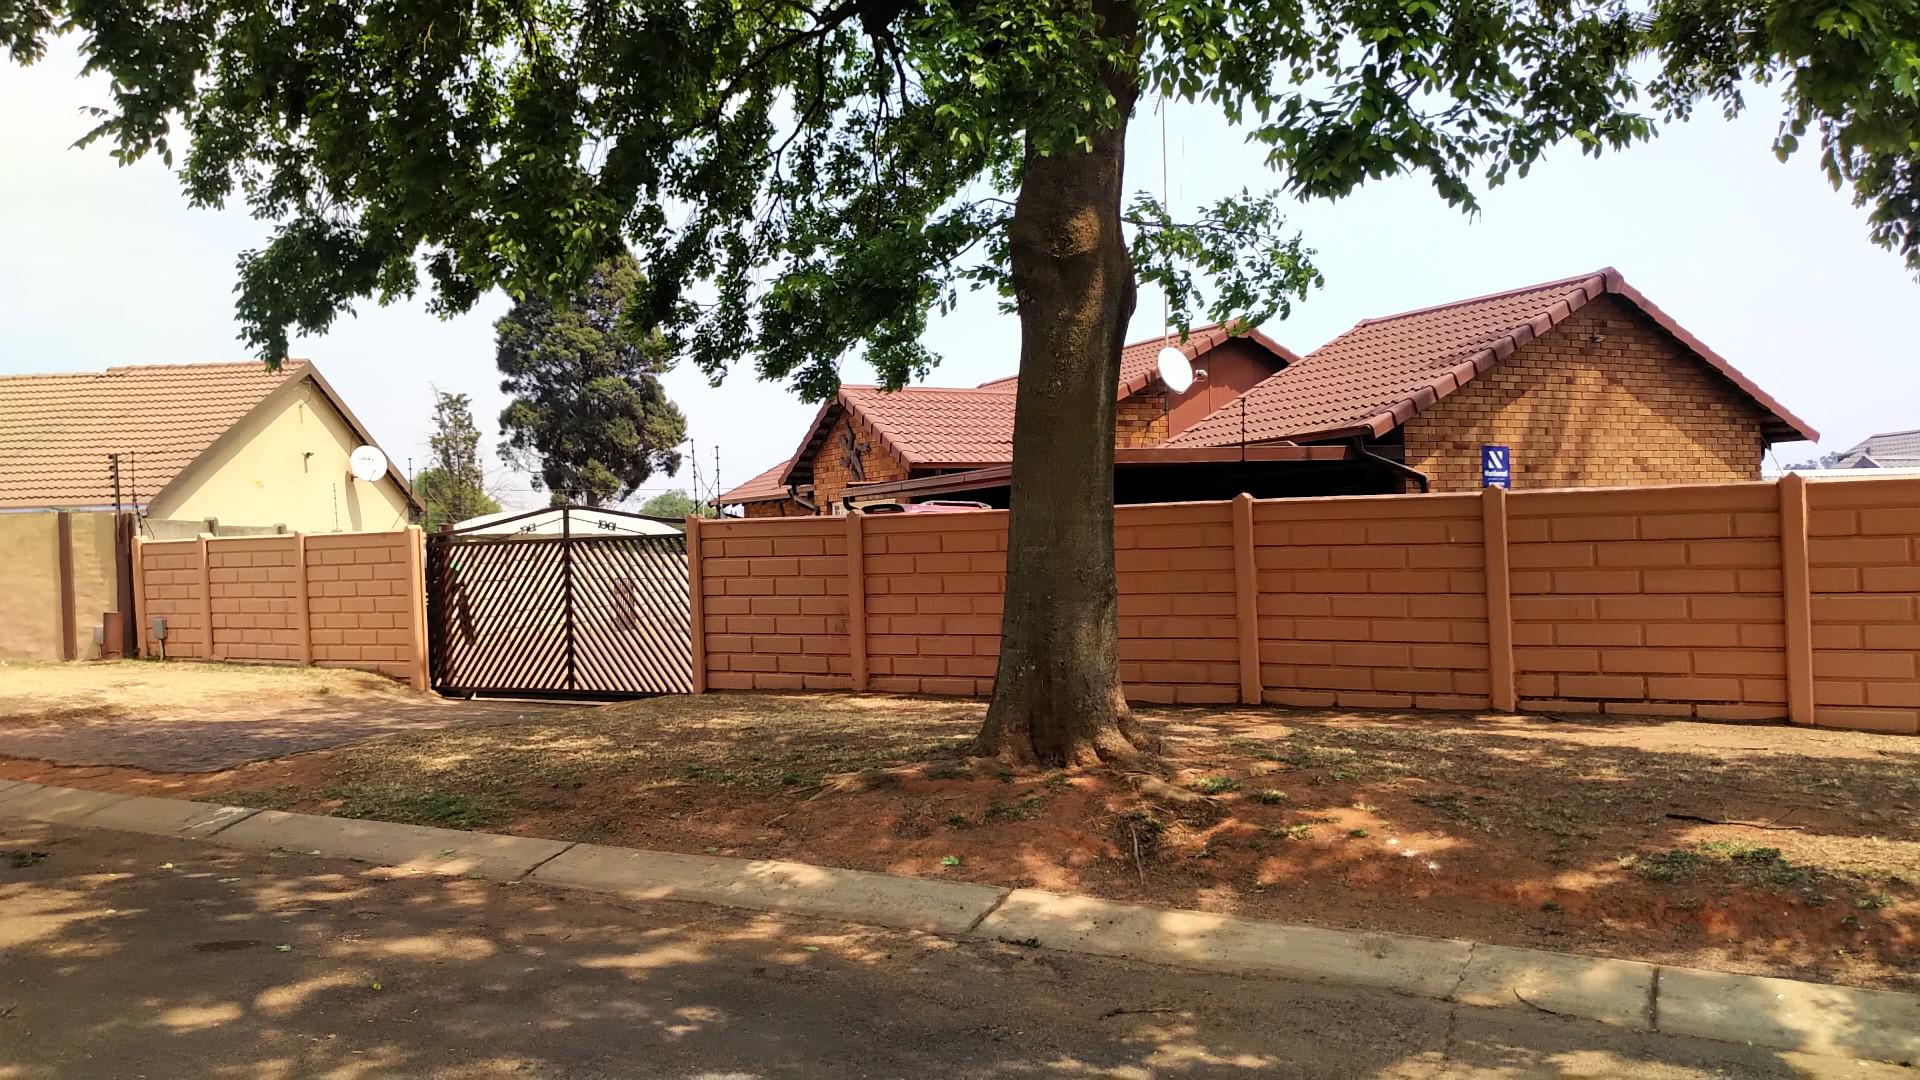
(0, 819), (1893, 1080)
(0, 695), (575, 772)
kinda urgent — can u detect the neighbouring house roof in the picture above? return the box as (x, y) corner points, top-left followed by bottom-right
(779, 385), (1022, 487)
(1167, 269), (1818, 448)
(716, 458), (800, 505)
(0, 360), (419, 512)
(977, 322), (1302, 399)
(1834, 428), (1920, 468)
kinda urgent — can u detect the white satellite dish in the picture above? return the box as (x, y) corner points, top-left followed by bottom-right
(1156, 345), (1194, 393)
(348, 445), (388, 483)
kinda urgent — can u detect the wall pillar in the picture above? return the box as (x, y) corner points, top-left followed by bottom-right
(1778, 474), (1815, 726)
(292, 533), (312, 665)
(197, 533), (217, 660)
(55, 512), (76, 662)
(1231, 493), (1261, 705)
(846, 511), (868, 692)
(130, 532), (148, 658)
(1481, 486), (1517, 712)
(402, 526), (429, 691)
(685, 515), (707, 693)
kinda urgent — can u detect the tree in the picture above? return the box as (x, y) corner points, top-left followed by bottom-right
(494, 252), (689, 507)
(416, 391), (501, 529)
(12, 0), (1915, 766)
(639, 490), (713, 520)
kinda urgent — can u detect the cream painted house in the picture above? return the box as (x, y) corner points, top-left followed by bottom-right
(0, 360), (419, 532)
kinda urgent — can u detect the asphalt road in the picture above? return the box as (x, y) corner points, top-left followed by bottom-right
(0, 819), (1896, 1079)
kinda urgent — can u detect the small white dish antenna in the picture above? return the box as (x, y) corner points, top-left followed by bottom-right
(348, 445), (388, 483)
(1156, 346), (1194, 393)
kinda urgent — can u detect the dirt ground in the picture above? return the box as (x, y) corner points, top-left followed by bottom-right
(3, 690), (1916, 992)
(0, 661), (558, 772)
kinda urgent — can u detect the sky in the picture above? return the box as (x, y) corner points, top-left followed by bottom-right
(3, 38), (1916, 512)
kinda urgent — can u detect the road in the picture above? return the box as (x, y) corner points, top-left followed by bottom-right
(0, 819), (1894, 1079)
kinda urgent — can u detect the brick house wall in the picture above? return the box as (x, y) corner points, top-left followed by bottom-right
(1401, 296), (1769, 492)
(810, 411), (910, 511)
(743, 498), (811, 519)
(1117, 390), (1170, 448)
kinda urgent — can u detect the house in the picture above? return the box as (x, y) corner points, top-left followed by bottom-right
(0, 360), (419, 533)
(718, 269), (1816, 515)
(1831, 429), (1920, 470)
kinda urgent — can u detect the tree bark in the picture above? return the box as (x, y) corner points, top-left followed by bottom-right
(974, 6), (1158, 768)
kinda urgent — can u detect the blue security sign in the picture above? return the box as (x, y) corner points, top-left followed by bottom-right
(1481, 444), (1512, 489)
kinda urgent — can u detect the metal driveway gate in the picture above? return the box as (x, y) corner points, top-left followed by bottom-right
(426, 507), (691, 696)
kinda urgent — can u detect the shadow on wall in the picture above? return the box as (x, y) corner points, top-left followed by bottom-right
(0, 818), (1879, 1078)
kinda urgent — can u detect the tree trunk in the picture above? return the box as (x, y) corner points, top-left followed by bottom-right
(974, 14), (1158, 768)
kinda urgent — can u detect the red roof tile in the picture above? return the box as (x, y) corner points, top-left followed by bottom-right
(977, 322), (1302, 399)
(0, 361), (308, 510)
(1168, 269), (1817, 447)
(715, 458), (796, 505)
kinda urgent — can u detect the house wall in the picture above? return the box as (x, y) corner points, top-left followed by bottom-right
(1164, 338), (1286, 436)
(0, 511), (123, 661)
(1116, 391), (1170, 448)
(133, 526), (428, 687)
(151, 380), (414, 533)
(742, 499), (814, 518)
(691, 476), (1920, 736)
(1400, 296), (1769, 491)
(811, 411), (911, 512)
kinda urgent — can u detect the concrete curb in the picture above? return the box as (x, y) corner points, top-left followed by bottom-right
(4, 783), (1915, 1064)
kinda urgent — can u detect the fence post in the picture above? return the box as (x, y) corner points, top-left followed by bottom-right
(1778, 474), (1815, 726)
(130, 531), (147, 659)
(197, 533), (217, 660)
(55, 511), (76, 662)
(685, 515), (707, 693)
(1481, 486), (1517, 712)
(846, 511), (868, 692)
(1231, 493), (1261, 705)
(292, 533), (312, 666)
(403, 526), (429, 691)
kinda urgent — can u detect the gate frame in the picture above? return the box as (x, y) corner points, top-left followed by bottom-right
(426, 505), (692, 699)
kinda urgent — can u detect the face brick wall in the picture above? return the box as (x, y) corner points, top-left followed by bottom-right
(134, 528), (427, 686)
(691, 478), (1920, 737)
(1401, 296), (1769, 491)
(810, 412), (910, 512)
(1116, 391), (1170, 448)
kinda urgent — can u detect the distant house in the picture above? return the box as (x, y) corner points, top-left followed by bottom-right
(1831, 429), (1920, 470)
(718, 268), (1816, 515)
(0, 360), (419, 534)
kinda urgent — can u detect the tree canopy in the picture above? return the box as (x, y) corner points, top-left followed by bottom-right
(7, 0), (1912, 385)
(638, 490), (713, 519)
(495, 251), (689, 507)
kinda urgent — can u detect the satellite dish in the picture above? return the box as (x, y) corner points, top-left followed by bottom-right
(348, 445), (388, 483)
(1156, 345), (1194, 393)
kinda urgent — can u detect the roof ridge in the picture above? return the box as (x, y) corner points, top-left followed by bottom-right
(1348, 269), (1613, 329)
(842, 383), (1017, 395)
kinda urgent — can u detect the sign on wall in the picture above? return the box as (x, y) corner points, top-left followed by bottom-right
(1481, 444), (1512, 489)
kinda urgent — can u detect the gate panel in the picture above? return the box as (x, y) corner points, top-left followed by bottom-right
(427, 514), (690, 697)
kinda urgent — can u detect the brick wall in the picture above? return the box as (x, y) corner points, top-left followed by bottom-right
(691, 478), (1920, 736)
(133, 527), (428, 687)
(1807, 477), (1920, 734)
(1402, 296), (1768, 491)
(811, 412), (910, 511)
(1116, 390), (1170, 448)
(742, 498), (812, 518)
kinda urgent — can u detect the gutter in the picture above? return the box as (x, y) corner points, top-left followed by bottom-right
(1351, 438), (1431, 494)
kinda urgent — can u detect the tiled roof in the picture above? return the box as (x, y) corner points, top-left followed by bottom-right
(1835, 428), (1920, 467)
(715, 458), (796, 505)
(779, 385), (1019, 486)
(1169, 269), (1817, 447)
(0, 361), (307, 510)
(977, 322), (1302, 399)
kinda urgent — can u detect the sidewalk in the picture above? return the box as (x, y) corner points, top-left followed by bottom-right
(3, 777), (1915, 1066)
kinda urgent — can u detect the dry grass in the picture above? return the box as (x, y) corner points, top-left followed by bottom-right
(0, 660), (413, 724)
(65, 690), (1920, 989)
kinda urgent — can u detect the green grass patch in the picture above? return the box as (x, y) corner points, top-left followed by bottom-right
(984, 794), (1046, 822)
(1189, 776), (1240, 795)
(1255, 789), (1289, 805)
(325, 783), (501, 829)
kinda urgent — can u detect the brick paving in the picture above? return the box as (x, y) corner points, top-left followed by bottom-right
(0, 697), (573, 772)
